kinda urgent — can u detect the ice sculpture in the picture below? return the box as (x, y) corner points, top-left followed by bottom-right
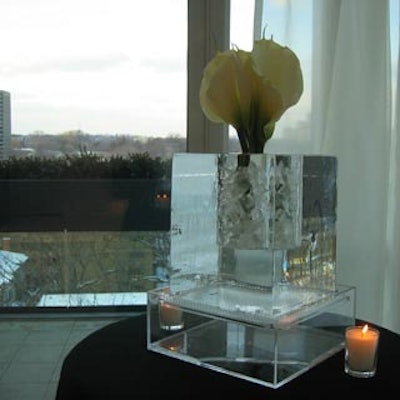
(168, 153), (337, 322)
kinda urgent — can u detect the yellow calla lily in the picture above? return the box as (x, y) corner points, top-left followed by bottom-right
(199, 38), (303, 153)
(252, 39), (303, 110)
(199, 49), (254, 130)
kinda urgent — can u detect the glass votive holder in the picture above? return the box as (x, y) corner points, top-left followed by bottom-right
(158, 289), (184, 331)
(2, 237), (11, 251)
(344, 324), (380, 378)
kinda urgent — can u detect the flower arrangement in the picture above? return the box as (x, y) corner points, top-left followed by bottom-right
(199, 38), (303, 153)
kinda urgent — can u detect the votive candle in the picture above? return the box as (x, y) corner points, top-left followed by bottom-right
(345, 324), (379, 376)
(159, 301), (184, 331)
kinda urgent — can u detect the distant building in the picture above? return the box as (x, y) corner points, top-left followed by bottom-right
(0, 90), (11, 160)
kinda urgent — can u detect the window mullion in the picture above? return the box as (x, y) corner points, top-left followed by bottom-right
(187, 0), (230, 153)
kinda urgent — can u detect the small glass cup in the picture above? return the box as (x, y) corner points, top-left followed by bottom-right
(2, 237), (11, 251)
(158, 289), (184, 331)
(159, 301), (184, 331)
(344, 325), (380, 378)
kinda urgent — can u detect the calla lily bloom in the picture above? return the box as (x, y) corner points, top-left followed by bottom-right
(199, 38), (303, 153)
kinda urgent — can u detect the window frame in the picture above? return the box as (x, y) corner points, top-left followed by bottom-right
(186, 0), (230, 153)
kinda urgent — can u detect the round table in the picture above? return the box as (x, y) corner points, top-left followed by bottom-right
(56, 313), (400, 399)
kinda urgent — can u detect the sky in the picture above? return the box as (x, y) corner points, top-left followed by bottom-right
(1, 0), (398, 139)
(0, 0), (189, 136)
(0, 0), (256, 137)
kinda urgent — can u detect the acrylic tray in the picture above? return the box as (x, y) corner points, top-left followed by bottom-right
(147, 284), (356, 388)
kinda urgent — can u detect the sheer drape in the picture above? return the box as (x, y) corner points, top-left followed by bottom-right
(384, 1), (400, 334)
(256, 0), (400, 333)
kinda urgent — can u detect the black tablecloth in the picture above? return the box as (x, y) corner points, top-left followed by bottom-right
(56, 314), (400, 399)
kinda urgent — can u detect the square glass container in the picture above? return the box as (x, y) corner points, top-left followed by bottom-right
(147, 284), (356, 388)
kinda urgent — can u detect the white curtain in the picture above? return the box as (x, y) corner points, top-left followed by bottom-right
(384, 1), (400, 334)
(257, 0), (400, 333)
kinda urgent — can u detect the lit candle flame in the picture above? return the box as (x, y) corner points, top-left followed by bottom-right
(168, 344), (181, 351)
(362, 324), (369, 334)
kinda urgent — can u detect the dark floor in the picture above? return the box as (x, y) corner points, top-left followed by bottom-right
(0, 315), (125, 399)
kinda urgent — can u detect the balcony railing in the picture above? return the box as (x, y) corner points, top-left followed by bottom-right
(0, 178), (171, 311)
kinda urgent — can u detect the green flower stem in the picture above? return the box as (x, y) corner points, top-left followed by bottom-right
(237, 129), (266, 154)
(237, 153), (250, 167)
(237, 129), (250, 154)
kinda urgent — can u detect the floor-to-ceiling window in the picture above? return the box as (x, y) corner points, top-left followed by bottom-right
(0, 0), (256, 312)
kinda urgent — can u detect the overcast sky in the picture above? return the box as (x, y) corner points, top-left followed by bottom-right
(0, 0), (254, 137)
(0, 0), (189, 136)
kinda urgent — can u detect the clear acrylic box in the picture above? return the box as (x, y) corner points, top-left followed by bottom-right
(147, 284), (356, 388)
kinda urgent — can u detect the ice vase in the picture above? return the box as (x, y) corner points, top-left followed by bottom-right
(169, 153), (337, 322)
